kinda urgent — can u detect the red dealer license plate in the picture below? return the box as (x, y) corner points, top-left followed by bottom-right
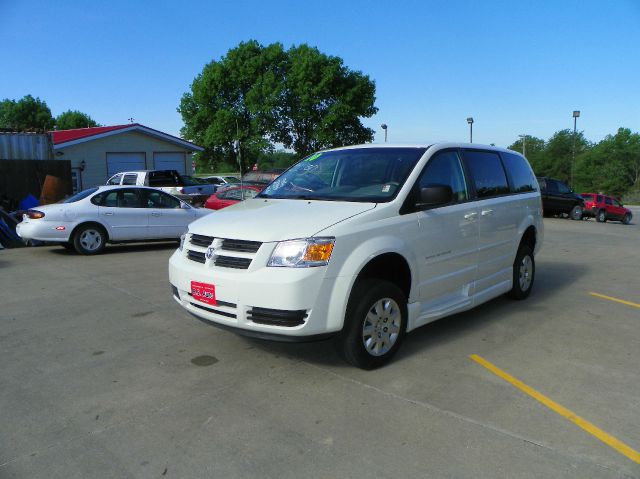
(190, 281), (217, 306)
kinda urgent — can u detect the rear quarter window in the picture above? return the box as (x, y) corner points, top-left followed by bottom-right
(501, 152), (537, 193)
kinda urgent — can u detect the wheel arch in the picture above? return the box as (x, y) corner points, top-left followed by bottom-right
(356, 252), (412, 301)
(70, 221), (110, 242)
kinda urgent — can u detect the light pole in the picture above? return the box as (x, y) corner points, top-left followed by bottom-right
(466, 117), (474, 143)
(519, 134), (527, 156)
(380, 124), (388, 143)
(571, 110), (580, 188)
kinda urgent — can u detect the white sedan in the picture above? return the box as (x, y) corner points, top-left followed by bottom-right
(16, 186), (213, 255)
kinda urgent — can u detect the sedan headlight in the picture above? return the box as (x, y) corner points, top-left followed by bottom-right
(268, 237), (335, 268)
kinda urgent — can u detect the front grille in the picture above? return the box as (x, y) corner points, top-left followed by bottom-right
(214, 256), (252, 269)
(221, 239), (262, 253)
(187, 250), (206, 264)
(186, 235), (261, 269)
(190, 234), (214, 248)
(247, 307), (308, 327)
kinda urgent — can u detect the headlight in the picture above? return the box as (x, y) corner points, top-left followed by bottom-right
(179, 233), (186, 251)
(268, 237), (335, 268)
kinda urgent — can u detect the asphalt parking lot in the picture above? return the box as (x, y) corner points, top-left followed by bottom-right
(1, 214), (639, 479)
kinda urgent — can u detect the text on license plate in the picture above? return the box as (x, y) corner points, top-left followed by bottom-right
(191, 281), (217, 306)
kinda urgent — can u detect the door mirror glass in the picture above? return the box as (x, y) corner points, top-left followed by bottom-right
(417, 185), (453, 208)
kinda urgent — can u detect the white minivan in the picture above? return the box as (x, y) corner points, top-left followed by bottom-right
(169, 144), (543, 368)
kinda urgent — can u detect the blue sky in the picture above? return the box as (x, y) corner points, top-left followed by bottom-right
(1, 0), (638, 147)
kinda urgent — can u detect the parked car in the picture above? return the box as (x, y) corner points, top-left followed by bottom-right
(170, 144), (543, 369)
(106, 170), (203, 204)
(203, 185), (262, 210)
(181, 175), (218, 205)
(16, 186), (211, 255)
(536, 177), (584, 220)
(241, 169), (282, 185)
(201, 175), (240, 186)
(580, 193), (633, 224)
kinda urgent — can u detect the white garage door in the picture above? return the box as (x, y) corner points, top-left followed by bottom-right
(106, 153), (146, 176)
(154, 152), (186, 175)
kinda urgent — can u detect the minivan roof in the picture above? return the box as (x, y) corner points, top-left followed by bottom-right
(322, 143), (520, 156)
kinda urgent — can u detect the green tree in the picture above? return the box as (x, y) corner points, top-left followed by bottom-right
(256, 150), (298, 171)
(179, 40), (378, 168)
(507, 136), (546, 174)
(55, 110), (99, 130)
(0, 95), (54, 131)
(179, 40), (286, 172)
(574, 128), (640, 197)
(533, 129), (590, 184)
(266, 44), (377, 157)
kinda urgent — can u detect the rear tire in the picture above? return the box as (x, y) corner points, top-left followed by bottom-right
(338, 279), (407, 369)
(623, 213), (631, 225)
(596, 209), (607, 223)
(73, 224), (106, 255)
(507, 245), (535, 300)
(570, 205), (583, 220)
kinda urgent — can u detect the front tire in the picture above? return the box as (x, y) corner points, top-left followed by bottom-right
(623, 213), (631, 225)
(339, 279), (407, 369)
(596, 209), (607, 223)
(73, 224), (106, 255)
(570, 205), (583, 220)
(507, 245), (535, 300)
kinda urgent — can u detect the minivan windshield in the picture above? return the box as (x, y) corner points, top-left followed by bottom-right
(258, 147), (427, 202)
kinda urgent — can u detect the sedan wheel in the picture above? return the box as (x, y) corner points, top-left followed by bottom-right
(623, 213), (631, 225)
(74, 225), (106, 255)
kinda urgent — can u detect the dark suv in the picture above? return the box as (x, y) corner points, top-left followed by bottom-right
(536, 177), (584, 220)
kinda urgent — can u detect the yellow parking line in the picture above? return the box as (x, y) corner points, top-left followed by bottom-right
(469, 354), (640, 465)
(589, 292), (640, 309)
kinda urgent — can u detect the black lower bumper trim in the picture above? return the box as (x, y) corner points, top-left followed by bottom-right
(189, 312), (335, 343)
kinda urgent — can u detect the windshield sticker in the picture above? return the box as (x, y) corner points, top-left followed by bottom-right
(382, 184), (391, 193)
(304, 153), (322, 162)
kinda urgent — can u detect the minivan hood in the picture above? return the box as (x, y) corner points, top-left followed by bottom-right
(189, 199), (376, 242)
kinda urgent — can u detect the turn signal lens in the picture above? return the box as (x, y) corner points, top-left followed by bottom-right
(303, 242), (334, 262)
(27, 210), (45, 219)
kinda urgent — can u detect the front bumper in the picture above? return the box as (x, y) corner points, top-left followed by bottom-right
(168, 248), (351, 338)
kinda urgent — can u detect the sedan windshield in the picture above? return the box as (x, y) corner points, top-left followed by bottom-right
(258, 147), (427, 202)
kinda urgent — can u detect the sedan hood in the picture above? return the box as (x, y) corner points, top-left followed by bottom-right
(188, 199), (376, 242)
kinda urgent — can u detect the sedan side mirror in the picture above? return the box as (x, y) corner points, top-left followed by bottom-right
(181, 201), (192, 209)
(417, 185), (453, 208)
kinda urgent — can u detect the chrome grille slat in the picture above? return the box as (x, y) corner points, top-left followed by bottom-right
(186, 235), (261, 269)
(221, 239), (262, 253)
(214, 255), (252, 269)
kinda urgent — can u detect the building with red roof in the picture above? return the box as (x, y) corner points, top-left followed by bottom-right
(50, 123), (203, 191)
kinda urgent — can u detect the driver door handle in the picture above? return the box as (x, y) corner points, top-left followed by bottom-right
(102, 212), (114, 216)
(481, 209), (494, 216)
(151, 212), (161, 217)
(464, 212), (477, 221)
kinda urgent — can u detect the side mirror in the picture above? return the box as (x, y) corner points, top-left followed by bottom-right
(181, 201), (192, 209)
(417, 185), (453, 208)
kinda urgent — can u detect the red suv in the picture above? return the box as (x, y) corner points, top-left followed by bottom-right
(580, 193), (633, 224)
